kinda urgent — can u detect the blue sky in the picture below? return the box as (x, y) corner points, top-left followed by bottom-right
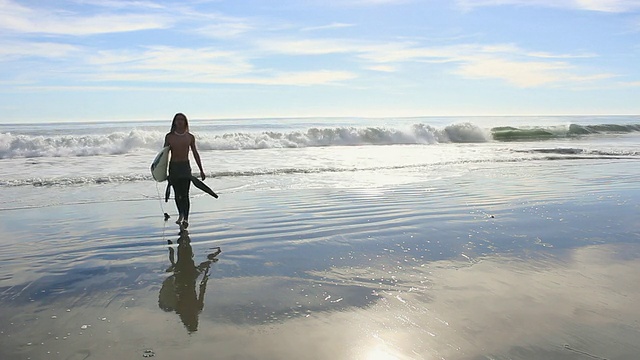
(1, 0), (639, 123)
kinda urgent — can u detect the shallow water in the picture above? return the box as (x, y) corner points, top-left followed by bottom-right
(1, 157), (639, 359)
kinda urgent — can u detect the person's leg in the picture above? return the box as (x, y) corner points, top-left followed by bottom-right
(169, 161), (192, 225)
(172, 179), (183, 223)
(181, 179), (191, 222)
(173, 178), (190, 224)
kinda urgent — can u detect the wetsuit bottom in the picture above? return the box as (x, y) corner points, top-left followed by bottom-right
(168, 161), (192, 220)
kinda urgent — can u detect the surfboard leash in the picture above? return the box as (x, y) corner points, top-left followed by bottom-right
(155, 181), (171, 221)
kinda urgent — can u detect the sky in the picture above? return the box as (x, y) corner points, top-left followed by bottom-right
(1, 0), (640, 123)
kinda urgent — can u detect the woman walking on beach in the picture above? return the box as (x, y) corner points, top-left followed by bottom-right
(164, 113), (206, 229)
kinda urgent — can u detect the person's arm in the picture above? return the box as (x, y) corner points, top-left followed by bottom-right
(190, 134), (205, 180)
(163, 133), (170, 147)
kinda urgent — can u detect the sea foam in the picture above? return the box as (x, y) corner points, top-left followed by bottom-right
(0, 123), (491, 159)
(0, 129), (166, 159)
(2, 121), (639, 159)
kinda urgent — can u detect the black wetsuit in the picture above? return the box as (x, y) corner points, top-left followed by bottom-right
(169, 161), (192, 220)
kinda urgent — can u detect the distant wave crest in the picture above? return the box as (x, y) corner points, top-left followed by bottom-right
(1, 122), (639, 159)
(197, 123), (490, 150)
(491, 123), (640, 141)
(0, 123), (490, 158)
(0, 129), (164, 159)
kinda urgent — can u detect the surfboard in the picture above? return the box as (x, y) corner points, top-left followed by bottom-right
(191, 176), (219, 198)
(164, 176), (218, 201)
(151, 146), (170, 182)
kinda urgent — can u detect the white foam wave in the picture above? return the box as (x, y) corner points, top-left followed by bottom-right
(178, 123), (492, 150)
(0, 129), (164, 159)
(5, 120), (640, 160)
(0, 123), (492, 159)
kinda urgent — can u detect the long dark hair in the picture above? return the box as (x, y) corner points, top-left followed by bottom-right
(170, 113), (189, 133)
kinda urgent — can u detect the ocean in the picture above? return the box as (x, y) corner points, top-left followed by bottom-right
(1, 115), (639, 359)
(1, 115), (639, 206)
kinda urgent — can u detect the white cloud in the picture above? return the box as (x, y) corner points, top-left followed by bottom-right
(618, 80), (640, 87)
(83, 46), (356, 86)
(403, 47), (614, 87)
(301, 23), (356, 32)
(0, 30), (612, 89)
(526, 51), (597, 59)
(454, 56), (570, 87)
(0, 41), (81, 60)
(315, 0), (411, 5)
(70, 0), (166, 10)
(358, 0), (410, 3)
(0, 0), (620, 91)
(575, 0), (640, 12)
(87, 46), (254, 79)
(354, 42), (613, 87)
(457, 0), (557, 11)
(456, 0), (640, 12)
(356, 43), (475, 63)
(17, 69), (357, 89)
(366, 65), (397, 72)
(255, 37), (615, 88)
(0, 0), (173, 35)
(256, 38), (360, 55)
(194, 22), (254, 38)
(166, 5), (260, 39)
(243, 70), (357, 86)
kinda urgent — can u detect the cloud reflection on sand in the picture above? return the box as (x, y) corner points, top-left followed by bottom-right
(149, 243), (640, 360)
(2, 240), (639, 359)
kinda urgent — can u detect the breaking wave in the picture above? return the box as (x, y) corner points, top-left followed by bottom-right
(491, 123), (640, 141)
(0, 129), (164, 159)
(1, 122), (639, 159)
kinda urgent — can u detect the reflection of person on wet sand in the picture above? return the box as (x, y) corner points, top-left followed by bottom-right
(158, 230), (221, 333)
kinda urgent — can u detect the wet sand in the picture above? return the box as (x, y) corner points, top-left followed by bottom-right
(1, 160), (640, 360)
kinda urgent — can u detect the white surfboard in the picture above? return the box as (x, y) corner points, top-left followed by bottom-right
(151, 146), (170, 182)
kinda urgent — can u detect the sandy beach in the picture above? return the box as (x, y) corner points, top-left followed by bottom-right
(1, 156), (639, 360)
